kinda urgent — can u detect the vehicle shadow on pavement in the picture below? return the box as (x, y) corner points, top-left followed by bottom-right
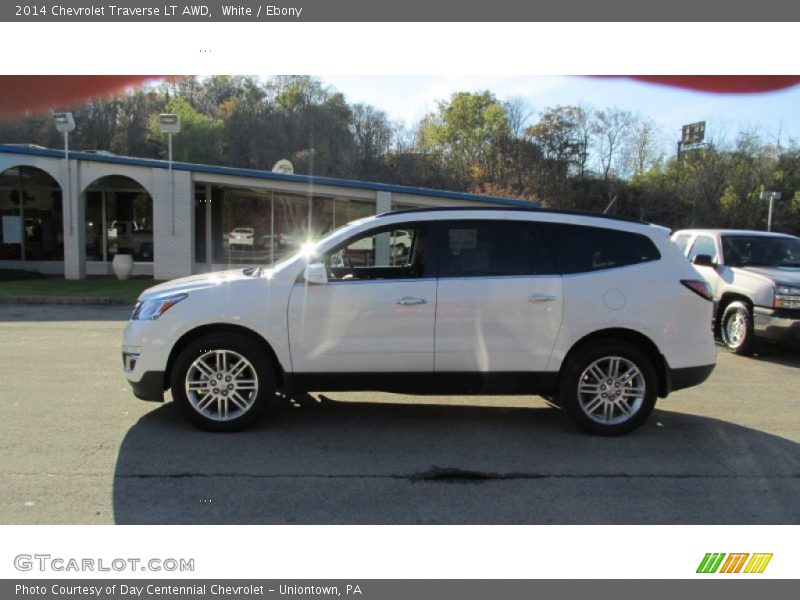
(747, 344), (800, 368)
(112, 395), (800, 525)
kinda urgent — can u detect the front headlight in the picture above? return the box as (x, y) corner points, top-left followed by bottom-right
(132, 293), (188, 320)
(774, 285), (800, 309)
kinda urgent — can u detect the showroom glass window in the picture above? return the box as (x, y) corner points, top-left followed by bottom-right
(84, 176), (153, 262)
(206, 183), (376, 266)
(0, 166), (64, 261)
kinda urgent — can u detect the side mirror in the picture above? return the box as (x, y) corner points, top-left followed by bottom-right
(305, 262), (328, 285)
(692, 254), (716, 268)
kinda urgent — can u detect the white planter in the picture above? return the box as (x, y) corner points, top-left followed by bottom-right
(112, 254), (134, 280)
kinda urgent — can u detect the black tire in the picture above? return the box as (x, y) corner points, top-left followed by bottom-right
(720, 301), (756, 355)
(558, 341), (658, 436)
(170, 332), (275, 432)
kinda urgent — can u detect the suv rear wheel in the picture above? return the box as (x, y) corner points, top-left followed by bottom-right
(720, 301), (756, 355)
(170, 333), (275, 432)
(558, 341), (657, 435)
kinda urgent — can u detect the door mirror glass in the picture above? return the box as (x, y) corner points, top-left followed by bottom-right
(305, 262), (328, 285)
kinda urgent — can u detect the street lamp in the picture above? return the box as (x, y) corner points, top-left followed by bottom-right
(53, 112), (75, 236)
(158, 114), (181, 235)
(760, 190), (782, 232)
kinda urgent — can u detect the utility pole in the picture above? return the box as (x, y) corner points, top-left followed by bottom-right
(760, 190), (782, 231)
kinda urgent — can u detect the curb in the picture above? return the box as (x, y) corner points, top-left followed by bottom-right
(0, 296), (133, 306)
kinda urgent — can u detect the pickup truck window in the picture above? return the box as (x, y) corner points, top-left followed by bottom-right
(688, 235), (718, 263)
(721, 235), (800, 267)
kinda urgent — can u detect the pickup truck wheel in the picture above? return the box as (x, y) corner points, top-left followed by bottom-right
(720, 301), (756, 355)
(170, 333), (274, 432)
(558, 341), (657, 436)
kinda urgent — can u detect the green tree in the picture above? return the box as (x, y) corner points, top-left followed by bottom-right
(350, 104), (393, 180)
(150, 96), (223, 164)
(418, 91), (511, 188)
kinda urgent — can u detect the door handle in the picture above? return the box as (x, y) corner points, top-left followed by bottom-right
(527, 293), (556, 303)
(397, 296), (427, 306)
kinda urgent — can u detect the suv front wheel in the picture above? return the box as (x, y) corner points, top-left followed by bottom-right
(170, 332), (275, 432)
(558, 341), (657, 436)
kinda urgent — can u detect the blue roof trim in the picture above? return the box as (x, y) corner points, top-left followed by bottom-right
(0, 144), (538, 208)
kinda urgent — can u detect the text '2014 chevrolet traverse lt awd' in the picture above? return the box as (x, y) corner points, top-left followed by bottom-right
(122, 208), (716, 435)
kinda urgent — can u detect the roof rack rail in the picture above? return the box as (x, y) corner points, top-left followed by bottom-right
(377, 206), (650, 225)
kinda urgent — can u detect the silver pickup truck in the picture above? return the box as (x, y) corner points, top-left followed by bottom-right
(107, 220), (154, 260)
(671, 229), (800, 355)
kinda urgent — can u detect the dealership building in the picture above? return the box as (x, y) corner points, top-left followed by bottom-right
(0, 144), (532, 280)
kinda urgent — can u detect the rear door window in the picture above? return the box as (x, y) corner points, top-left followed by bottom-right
(436, 220), (551, 278)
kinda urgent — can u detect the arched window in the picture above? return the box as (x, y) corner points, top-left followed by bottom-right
(0, 166), (64, 262)
(84, 175), (153, 262)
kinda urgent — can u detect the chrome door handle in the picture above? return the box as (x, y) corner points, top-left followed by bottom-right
(527, 293), (556, 303)
(397, 296), (427, 306)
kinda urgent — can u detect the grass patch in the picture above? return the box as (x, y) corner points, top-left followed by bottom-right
(0, 269), (49, 281)
(0, 276), (159, 304)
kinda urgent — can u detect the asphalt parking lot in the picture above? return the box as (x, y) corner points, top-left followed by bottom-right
(0, 304), (798, 524)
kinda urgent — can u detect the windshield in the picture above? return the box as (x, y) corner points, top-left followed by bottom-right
(721, 235), (800, 268)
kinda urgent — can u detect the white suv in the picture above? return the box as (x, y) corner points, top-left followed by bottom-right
(122, 208), (716, 435)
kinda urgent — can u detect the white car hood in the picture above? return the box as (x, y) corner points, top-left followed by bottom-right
(139, 268), (262, 300)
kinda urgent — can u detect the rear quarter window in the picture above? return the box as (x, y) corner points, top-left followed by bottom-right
(537, 222), (661, 275)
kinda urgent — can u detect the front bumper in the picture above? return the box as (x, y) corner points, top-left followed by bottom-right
(753, 307), (800, 341)
(122, 318), (173, 401)
(128, 370), (165, 402)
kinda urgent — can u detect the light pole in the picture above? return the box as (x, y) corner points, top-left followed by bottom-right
(760, 190), (782, 232)
(158, 114), (181, 236)
(53, 112), (75, 236)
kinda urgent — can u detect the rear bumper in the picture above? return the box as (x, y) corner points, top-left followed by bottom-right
(128, 371), (165, 402)
(667, 363), (715, 394)
(753, 307), (800, 341)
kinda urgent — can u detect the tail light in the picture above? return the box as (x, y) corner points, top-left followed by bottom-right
(681, 279), (713, 301)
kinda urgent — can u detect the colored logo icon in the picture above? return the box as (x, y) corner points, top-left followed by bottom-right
(697, 553), (773, 574)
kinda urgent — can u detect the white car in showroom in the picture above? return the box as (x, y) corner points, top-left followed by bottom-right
(227, 227), (256, 249)
(671, 228), (800, 354)
(122, 208), (716, 435)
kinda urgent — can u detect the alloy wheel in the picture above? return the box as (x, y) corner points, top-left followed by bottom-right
(185, 350), (259, 421)
(577, 356), (645, 425)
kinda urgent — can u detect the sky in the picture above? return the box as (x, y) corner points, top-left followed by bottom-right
(320, 75), (800, 149)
